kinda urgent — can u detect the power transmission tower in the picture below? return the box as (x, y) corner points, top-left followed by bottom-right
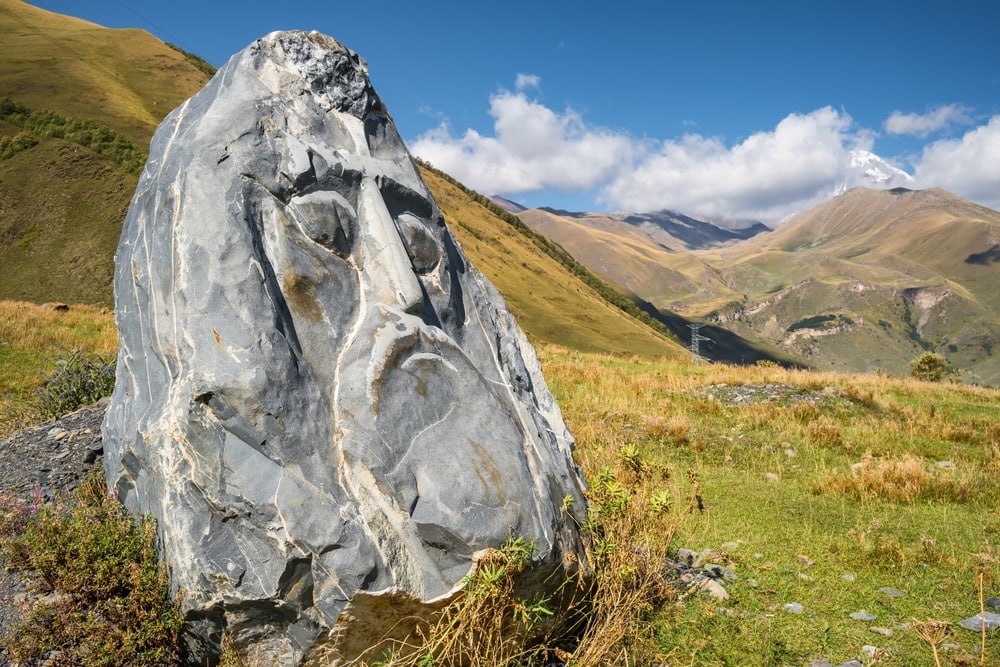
(688, 324), (711, 364)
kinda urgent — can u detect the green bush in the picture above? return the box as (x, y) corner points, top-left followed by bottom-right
(910, 351), (948, 382)
(0, 472), (183, 665)
(34, 349), (116, 418)
(0, 98), (146, 174)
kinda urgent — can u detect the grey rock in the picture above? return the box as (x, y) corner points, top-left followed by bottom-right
(837, 661), (863, 667)
(841, 572), (856, 582)
(986, 596), (1000, 612)
(850, 611), (877, 621)
(878, 586), (905, 598)
(102, 30), (589, 665)
(958, 612), (1000, 632)
(674, 548), (701, 567)
(685, 575), (729, 601)
(806, 659), (833, 667)
(783, 602), (804, 614)
(870, 626), (893, 637)
(703, 563), (737, 581)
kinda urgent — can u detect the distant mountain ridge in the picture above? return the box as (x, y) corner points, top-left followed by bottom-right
(525, 184), (1000, 384)
(520, 206), (769, 254)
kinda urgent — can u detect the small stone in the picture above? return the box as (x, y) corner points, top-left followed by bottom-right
(986, 596), (1000, 613)
(745, 578), (758, 588)
(850, 611), (877, 621)
(720, 541), (739, 551)
(797, 554), (814, 567)
(53, 450), (71, 460)
(798, 572), (814, 582)
(860, 645), (879, 659)
(870, 626), (893, 637)
(841, 573), (856, 582)
(694, 577), (730, 601)
(765, 472), (780, 482)
(675, 548), (700, 567)
(784, 448), (797, 457)
(958, 612), (1000, 633)
(806, 660), (833, 667)
(47, 427), (68, 441)
(836, 661), (862, 667)
(935, 459), (955, 469)
(878, 586), (905, 598)
(783, 602), (804, 614)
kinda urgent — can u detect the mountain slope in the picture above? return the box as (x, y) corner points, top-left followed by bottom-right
(0, 0), (211, 145)
(0, 2), (683, 359)
(702, 187), (1000, 383)
(520, 185), (1000, 383)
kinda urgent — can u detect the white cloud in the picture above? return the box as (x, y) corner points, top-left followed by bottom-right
(884, 104), (971, 138)
(411, 82), (635, 196)
(912, 115), (1000, 209)
(411, 79), (997, 222)
(514, 73), (540, 91)
(602, 107), (871, 221)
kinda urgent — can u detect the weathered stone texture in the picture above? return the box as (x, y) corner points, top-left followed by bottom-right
(102, 30), (588, 664)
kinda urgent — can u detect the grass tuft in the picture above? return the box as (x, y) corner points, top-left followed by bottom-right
(813, 451), (983, 504)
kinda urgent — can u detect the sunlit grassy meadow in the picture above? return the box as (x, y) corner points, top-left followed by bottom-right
(2, 300), (998, 665)
(542, 347), (999, 665)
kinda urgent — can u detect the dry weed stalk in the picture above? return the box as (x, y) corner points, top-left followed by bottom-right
(910, 619), (950, 667)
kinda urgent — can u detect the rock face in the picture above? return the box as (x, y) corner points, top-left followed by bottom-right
(102, 31), (589, 664)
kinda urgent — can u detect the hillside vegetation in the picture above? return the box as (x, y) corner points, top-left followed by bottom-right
(3, 304), (998, 665)
(523, 187), (1000, 385)
(0, 0), (210, 145)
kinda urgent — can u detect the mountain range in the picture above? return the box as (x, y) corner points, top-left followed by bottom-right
(2, 0), (997, 384)
(511, 186), (1000, 384)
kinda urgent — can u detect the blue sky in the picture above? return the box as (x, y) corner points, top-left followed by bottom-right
(32, 0), (1000, 222)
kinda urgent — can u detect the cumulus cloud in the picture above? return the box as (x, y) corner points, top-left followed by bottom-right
(602, 107), (872, 221)
(411, 78), (997, 222)
(912, 115), (1000, 209)
(411, 81), (635, 196)
(884, 104), (972, 138)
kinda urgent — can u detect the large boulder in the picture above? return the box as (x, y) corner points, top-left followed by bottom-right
(102, 30), (589, 664)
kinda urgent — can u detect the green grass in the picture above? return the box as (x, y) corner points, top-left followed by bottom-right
(542, 348), (1000, 665)
(2, 305), (999, 665)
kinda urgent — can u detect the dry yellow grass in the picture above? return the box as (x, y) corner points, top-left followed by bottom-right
(0, 300), (116, 436)
(813, 451), (981, 503)
(0, 300), (116, 356)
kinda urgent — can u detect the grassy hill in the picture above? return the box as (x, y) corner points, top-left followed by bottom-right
(0, 0), (211, 146)
(523, 185), (1000, 385)
(0, 1), (682, 361)
(703, 188), (1000, 383)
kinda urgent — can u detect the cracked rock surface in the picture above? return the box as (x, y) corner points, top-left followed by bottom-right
(103, 30), (589, 665)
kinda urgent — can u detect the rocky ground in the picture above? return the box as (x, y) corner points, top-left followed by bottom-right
(0, 397), (996, 665)
(0, 399), (107, 666)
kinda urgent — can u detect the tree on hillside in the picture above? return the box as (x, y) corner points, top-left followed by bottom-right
(910, 351), (948, 382)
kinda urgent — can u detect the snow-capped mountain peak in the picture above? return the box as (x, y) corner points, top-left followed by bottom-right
(835, 150), (914, 195)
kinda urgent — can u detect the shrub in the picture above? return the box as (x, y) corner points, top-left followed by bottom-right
(34, 349), (116, 418)
(910, 352), (948, 382)
(0, 472), (183, 665)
